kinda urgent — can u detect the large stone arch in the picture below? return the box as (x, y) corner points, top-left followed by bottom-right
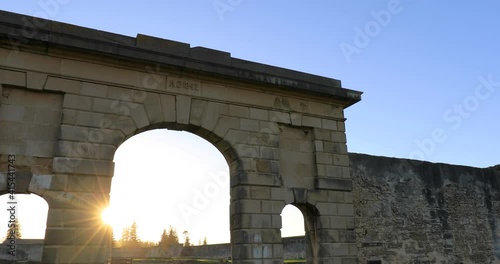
(0, 10), (362, 264)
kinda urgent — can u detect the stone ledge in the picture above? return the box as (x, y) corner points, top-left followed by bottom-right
(0, 10), (362, 107)
(52, 157), (114, 176)
(315, 177), (352, 191)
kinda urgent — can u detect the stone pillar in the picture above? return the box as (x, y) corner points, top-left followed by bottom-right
(230, 199), (284, 263)
(43, 204), (111, 263)
(315, 205), (357, 264)
(42, 157), (114, 264)
(230, 171), (285, 263)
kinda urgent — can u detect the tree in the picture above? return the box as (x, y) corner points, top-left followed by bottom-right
(180, 230), (193, 256)
(203, 236), (207, 246)
(110, 227), (116, 248)
(120, 226), (130, 246)
(182, 230), (191, 247)
(129, 221), (140, 245)
(120, 221), (140, 247)
(167, 226), (179, 245)
(159, 228), (168, 250)
(159, 226), (180, 253)
(4, 219), (21, 242)
(159, 226), (182, 256)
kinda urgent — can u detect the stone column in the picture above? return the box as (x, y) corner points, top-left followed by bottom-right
(42, 157), (114, 264)
(230, 172), (285, 263)
(315, 203), (357, 264)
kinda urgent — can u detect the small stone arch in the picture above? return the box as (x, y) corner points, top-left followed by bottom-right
(292, 202), (321, 264)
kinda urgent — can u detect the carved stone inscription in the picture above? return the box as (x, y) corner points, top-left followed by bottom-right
(166, 77), (201, 95)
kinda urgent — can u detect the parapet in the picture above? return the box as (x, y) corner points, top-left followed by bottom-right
(0, 10), (362, 107)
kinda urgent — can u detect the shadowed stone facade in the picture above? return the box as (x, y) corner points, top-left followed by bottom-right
(350, 153), (500, 264)
(0, 11), (361, 264)
(0, 152), (498, 263)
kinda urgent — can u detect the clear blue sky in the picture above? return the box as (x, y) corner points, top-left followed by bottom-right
(2, 1), (499, 167)
(1, 1), (499, 242)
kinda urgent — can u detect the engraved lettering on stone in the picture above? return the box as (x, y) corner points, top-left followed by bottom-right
(167, 77), (200, 94)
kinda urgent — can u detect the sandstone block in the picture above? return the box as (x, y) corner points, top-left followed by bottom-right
(189, 99), (207, 126)
(25, 140), (56, 158)
(313, 128), (331, 141)
(329, 217), (347, 229)
(315, 153), (332, 165)
(233, 172), (281, 187)
(53, 157), (114, 176)
(331, 131), (347, 143)
(67, 175), (97, 192)
(0, 68), (26, 86)
(250, 186), (271, 199)
(315, 140), (324, 152)
(240, 118), (260, 132)
(316, 202), (338, 215)
(44, 228), (75, 245)
(81, 82), (108, 98)
(249, 107), (268, 121)
(201, 101), (228, 132)
(142, 92), (163, 123)
(290, 112), (302, 126)
(129, 103), (149, 128)
(302, 115), (322, 128)
(316, 178), (352, 191)
(160, 94), (176, 122)
(176, 95), (191, 125)
(321, 119), (338, 130)
(232, 199), (261, 214)
(27, 71), (47, 90)
(44, 77), (81, 94)
(337, 204), (354, 216)
(333, 154), (349, 166)
(60, 125), (88, 141)
(261, 200), (285, 214)
(337, 121), (346, 132)
(229, 104), (250, 118)
(269, 111), (290, 124)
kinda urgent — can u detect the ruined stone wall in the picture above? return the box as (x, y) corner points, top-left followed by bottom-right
(350, 153), (500, 264)
(184, 236), (305, 260)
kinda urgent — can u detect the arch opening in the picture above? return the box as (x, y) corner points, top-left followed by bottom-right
(0, 193), (48, 262)
(105, 128), (231, 259)
(281, 204), (306, 261)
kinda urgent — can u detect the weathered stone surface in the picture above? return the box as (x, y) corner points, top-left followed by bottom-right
(316, 177), (353, 191)
(52, 157), (114, 176)
(0, 10), (363, 264)
(27, 71), (48, 90)
(350, 153), (500, 264)
(44, 77), (81, 94)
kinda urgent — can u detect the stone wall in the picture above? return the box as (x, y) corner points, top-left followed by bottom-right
(0, 239), (44, 262)
(187, 243), (231, 259)
(350, 153), (500, 263)
(187, 236), (305, 260)
(1, 154), (498, 264)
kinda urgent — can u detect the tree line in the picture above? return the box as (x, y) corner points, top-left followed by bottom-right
(115, 221), (208, 250)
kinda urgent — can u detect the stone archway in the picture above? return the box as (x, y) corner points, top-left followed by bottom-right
(0, 10), (361, 264)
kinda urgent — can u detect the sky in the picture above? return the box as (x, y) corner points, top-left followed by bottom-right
(1, 1), (499, 243)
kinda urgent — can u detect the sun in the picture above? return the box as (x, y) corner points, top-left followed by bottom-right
(101, 207), (114, 225)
